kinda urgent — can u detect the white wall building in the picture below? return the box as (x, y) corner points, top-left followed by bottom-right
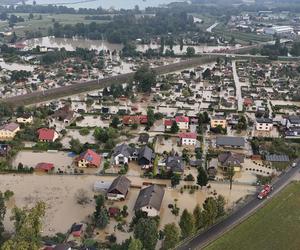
(256, 118), (273, 131)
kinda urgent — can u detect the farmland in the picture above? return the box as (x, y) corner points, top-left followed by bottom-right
(206, 181), (300, 250)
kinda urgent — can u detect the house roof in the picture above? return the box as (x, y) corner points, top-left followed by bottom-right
(53, 244), (70, 250)
(164, 119), (174, 126)
(178, 132), (197, 139)
(134, 185), (165, 212)
(0, 122), (19, 132)
(216, 136), (245, 147)
(38, 128), (56, 141)
(138, 146), (154, 162)
(113, 143), (136, 158)
(77, 149), (101, 167)
(138, 133), (150, 144)
(52, 105), (74, 121)
(218, 152), (244, 166)
(175, 116), (189, 123)
(122, 115), (148, 125)
(288, 115), (300, 124)
(256, 118), (273, 124)
(166, 156), (184, 173)
(107, 176), (131, 195)
(211, 115), (226, 120)
(265, 154), (290, 162)
(35, 162), (54, 171)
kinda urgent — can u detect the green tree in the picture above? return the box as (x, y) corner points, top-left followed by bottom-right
(179, 209), (195, 239)
(202, 197), (218, 227)
(162, 223), (180, 250)
(134, 65), (156, 93)
(225, 165), (235, 190)
(128, 238), (143, 250)
(193, 204), (204, 230)
(171, 173), (181, 187)
(147, 108), (155, 128)
(0, 192), (6, 244)
(69, 138), (83, 154)
(186, 47), (195, 57)
(170, 122), (179, 134)
(216, 195), (226, 218)
(197, 167), (208, 189)
(134, 218), (158, 250)
(1, 202), (45, 250)
(111, 116), (120, 128)
(95, 208), (109, 229)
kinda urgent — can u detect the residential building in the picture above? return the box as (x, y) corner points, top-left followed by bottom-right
(0, 122), (20, 140)
(0, 144), (10, 157)
(76, 149), (101, 168)
(134, 185), (165, 217)
(138, 133), (150, 145)
(106, 176), (131, 200)
(285, 115), (300, 129)
(137, 145), (154, 168)
(122, 115), (148, 126)
(265, 154), (290, 163)
(175, 116), (189, 130)
(112, 143), (138, 165)
(216, 136), (245, 148)
(53, 243), (71, 250)
(164, 119), (174, 130)
(165, 155), (184, 174)
(70, 223), (84, 237)
(35, 162), (54, 172)
(210, 116), (227, 129)
(178, 132), (197, 146)
(52, 105), (75, 124)
(256, 118), (273, 131)
(218, 152), (244, 171)
(16, 114), (33, 124)
(37, 128), (59, 142)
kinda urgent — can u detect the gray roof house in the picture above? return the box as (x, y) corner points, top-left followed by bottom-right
(218, 152), (244, 170)
(112, 143), (138, 165)
(134, 185), (165, 216)
(265, 154), (290, 162)
(166, 155), (184, 173)
(216, 136), (245, 148)
(138, 146), (155, 167)
(107, 176), (131, 200)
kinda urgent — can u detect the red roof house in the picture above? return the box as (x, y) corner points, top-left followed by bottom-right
(164, 119), (174, 128)
(71, 223), (83, 237)
(35, 162), (54, 172)
(244, 98), (253, 107)
(76, 149), (101, 168)
(108, 207), (120, 217)
(37, 128), (58, 142)
(175, 116), (189, 123)
(178, 132), (197, 139)
(122, 115), (148, 125)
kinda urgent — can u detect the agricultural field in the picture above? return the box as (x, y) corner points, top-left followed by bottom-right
(206, 181), (300, 250)
(3, 13), (111, 37)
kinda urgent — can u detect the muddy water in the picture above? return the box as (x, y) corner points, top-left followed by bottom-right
(0, 61), (35, 71)
(25, 36), (123, 51)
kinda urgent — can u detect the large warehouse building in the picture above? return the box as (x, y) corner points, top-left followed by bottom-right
(264, 26), (294, 35)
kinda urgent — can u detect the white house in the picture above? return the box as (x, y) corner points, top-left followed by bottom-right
(134, 185), (165, 217)
(178, 132), (197, 146)
(112, 143), (137, 165)
(175, 116), (189, 130)
(16, 114), (33, 124)
(256, 118), (273, 131)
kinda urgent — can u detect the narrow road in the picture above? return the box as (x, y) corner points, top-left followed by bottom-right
(232, 60), (243, 112)
(206, 22), (219, 33)
(176, 161), (300, 250)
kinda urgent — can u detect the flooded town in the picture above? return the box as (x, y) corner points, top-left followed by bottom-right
(0, 0), (300, 250)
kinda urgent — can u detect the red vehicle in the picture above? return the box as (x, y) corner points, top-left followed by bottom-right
(257, 184), (273, 200)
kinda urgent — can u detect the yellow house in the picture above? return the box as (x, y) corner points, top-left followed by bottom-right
(210, 116), (227, 129)
(0, 122), (20, 140)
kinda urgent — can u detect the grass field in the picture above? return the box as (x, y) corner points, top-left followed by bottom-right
(2, 13), (110, 37)
(206, 181), (300, 250)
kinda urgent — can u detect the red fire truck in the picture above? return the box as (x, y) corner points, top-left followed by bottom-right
(257, 184), (273, 200)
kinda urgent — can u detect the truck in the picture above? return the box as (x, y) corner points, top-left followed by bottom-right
(257, 184), (273, 200)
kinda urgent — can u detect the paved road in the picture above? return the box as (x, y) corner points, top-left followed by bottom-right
(176, 161), (300, 250)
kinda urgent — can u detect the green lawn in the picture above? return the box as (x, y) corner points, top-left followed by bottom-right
(206, 182), (300, 250)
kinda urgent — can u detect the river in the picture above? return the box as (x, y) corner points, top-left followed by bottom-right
(25, 0), (185, 9)
(25, 36), (239, 53)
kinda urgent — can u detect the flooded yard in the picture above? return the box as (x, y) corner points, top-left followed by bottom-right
(12, 151), (74, 169)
